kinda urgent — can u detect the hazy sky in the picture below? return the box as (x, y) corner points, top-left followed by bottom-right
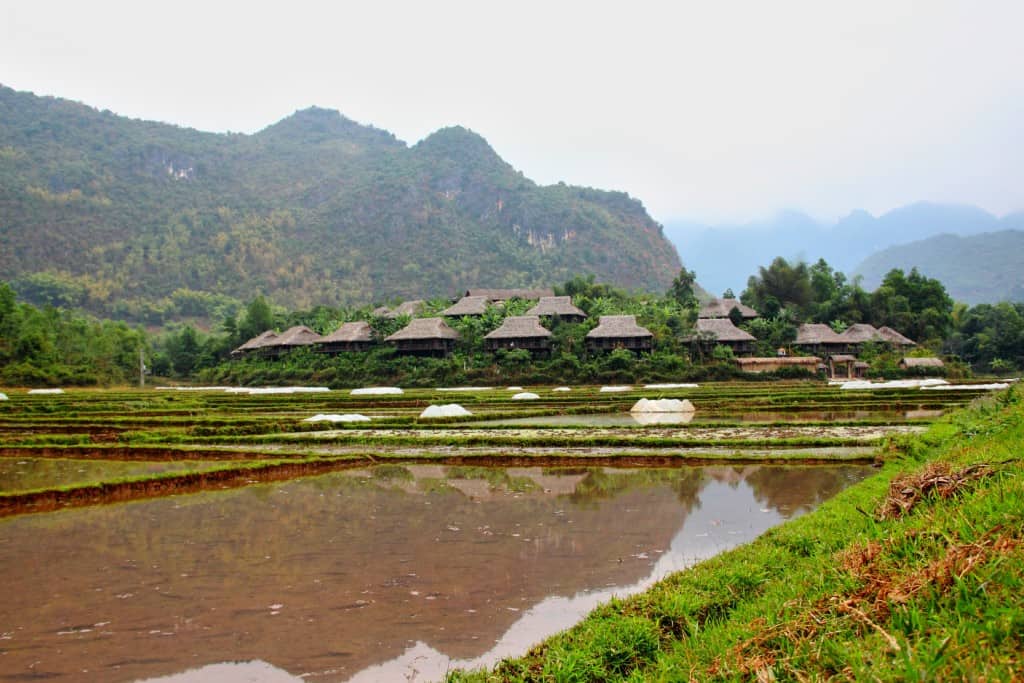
(2, 0), (1022, 223)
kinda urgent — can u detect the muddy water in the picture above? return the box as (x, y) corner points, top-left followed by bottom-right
(0, 459), (230, 493)
(0, 464), (872, 682)
(474, 409), (944, 427)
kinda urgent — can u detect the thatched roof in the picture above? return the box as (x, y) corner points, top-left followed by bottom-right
(698, 298), (759, 319)
(689, 318), (756, 342)
(465, 288), (554, 301)
(233, 330), (278, 354)
(269, 325), (322, 347)
(484, 316), (552, 340)
(830, 354), (857, 362)
(371, 306), (391, 317)
(586, 315), (653, 339)
(320, 321), (374, 344)
(385, 300), (425, 319)
(442, 296), (489, 317)
(840, 323), (885, 343)
(901, 357), (944, 368)
(386, 317), (460, 342)
(878, 326), (916, 346)
(526, 296), (587, 319)
(734, 356), (820, 368)
(795, 323), (845, 345)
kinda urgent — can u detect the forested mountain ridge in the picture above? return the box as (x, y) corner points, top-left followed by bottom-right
(0, 86), (681, 322)
(854, 230), (1024, 304)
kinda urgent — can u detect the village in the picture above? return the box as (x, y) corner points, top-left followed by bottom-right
(229, 288), (939, 381)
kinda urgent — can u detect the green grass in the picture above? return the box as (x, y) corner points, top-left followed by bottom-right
(447, 388), (1024, 682)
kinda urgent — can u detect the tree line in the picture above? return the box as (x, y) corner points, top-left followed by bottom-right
(0, 258), (1020, 387)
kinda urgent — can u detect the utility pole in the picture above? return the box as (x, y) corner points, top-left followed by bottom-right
(139, 347), (145, 388)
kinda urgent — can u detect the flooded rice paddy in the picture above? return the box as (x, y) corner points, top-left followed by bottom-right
(0, 381), (996, 681)
(0, 463), (870, 682)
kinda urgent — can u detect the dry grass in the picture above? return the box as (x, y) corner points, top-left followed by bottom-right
(876, 461), (993, 519)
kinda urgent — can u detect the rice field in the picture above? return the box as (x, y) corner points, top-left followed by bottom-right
(0, 380), (993, 516)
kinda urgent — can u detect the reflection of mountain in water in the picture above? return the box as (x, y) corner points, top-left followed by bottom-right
(0, 464), (870, 682)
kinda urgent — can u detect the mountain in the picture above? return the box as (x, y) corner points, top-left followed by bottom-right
(854, 230), (1024, 304)
(663, 202), (1014, 297)
(0, 86), (681, 321)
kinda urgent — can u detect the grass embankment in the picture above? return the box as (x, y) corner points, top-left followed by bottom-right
(449, 389), (1024, 682)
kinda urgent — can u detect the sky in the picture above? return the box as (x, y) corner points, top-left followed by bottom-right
(2, 0), (1022, 224)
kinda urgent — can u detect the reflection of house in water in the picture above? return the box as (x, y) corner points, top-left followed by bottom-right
(0, 464), (869, 683)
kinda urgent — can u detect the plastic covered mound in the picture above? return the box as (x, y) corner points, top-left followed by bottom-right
(437, 387), (493, 392)
(351, 387), (404, 395)
(922, 383), (1010, 391)
(507, 386), (523, 391)
(512, 392), (540, 400)
(599, 386), (633, 393)
(840, 379), (948, 390)
(420, 404), (473, 418)
(27, 388), (64, 394)
(643, 383), (699, 389)
(630, 398), (696, 413)
(226, 386), (330, 395)
(552, 387), (571, 392)
(303, 413), (372, 423)
(0, 392), (8, 401)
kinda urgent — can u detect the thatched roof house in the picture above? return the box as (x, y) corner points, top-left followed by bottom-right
(465, 288), (554, 302)
(386, 317), (460, 356)
(794, 323), (847, 355)
(441, 296), (489, 317)
(231, 330), (279, 357)
(734, 356), (820, 374)
(379, 300), (425, 319)
(318, 321), (375, 353)
(525, 296), (587, 323)
(839, 323), (885, 344)
(698, 298), (759, 320)
(899, 357), (944, 369)
(878, 326), (916, 347)
(686, 318), (756, 355)
(484, 316), (553, 353)
(586, 315), (653, 352)
(262, 325), (322, 356)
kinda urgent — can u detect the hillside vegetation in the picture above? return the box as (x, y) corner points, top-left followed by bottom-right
(0, 86), (680, 322)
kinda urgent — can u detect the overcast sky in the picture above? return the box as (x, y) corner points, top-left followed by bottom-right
(2, 0), (1022, 223)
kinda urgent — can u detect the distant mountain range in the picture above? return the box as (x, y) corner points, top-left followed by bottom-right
(855, 230), (1024, 304)
(0, 86), (680, 320)
(664, 203), (1024, 302)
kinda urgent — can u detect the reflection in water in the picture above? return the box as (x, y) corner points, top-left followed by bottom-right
(630, 412), (694, 425)
(0, 464), (871, 682)
(476, 409), (942, 427)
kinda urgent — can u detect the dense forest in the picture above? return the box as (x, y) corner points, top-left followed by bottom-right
(1, 256), (1021, 388)
(0, 86), (680, 323)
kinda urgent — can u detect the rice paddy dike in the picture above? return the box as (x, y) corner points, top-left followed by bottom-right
(0, 381), (991, 517)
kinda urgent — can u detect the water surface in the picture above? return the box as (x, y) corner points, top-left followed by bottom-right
(0, 463), (872, 682)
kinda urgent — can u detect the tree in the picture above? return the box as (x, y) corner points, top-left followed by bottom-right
(742, 257), (812, 318)
(238, 295), (274, 341)
(668, 267), (699, 309)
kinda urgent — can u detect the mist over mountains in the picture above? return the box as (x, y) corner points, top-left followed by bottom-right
(664, 203), (1024, 302)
